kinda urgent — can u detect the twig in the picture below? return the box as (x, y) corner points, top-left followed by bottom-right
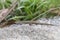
(0, 20), (57, 28)
(0, 0), (17, 22)
(0, 20), (15, 28)
(15, 21), (55, 26)
(0, 21), (56, 27)
(31, 7), (60, 21)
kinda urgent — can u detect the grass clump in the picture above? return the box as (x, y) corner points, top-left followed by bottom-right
(0, 0), (60, 21)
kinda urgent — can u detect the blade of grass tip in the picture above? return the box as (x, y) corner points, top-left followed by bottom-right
(24, 12), (33, 20)
(17, 6), (25, 14)
(36, 1), (47, 10)
(0, 0), (5, 9)
(33, 11), (41, 16)
(24, 7), (33, 16)
(23, 7), (33, 20)
(8, 16), (25, 21)
(24, 14), (33, 21)
(31, 8), (56, 21)
(27, 2), (34, 8)
(28, 0), (36, 9)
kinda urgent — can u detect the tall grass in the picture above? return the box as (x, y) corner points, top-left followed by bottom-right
(0, 0), (60, 21)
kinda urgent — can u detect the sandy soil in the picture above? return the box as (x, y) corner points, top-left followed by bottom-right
(0, 16), (60, 40)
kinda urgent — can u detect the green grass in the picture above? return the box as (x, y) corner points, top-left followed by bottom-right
(0, 0), (60, 21)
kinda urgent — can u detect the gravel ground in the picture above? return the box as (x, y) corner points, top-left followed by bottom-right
(0, 16), (60, 40)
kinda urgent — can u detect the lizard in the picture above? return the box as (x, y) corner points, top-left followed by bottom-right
(0, 0), (60, 27)
(0, 8), (59, 27)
